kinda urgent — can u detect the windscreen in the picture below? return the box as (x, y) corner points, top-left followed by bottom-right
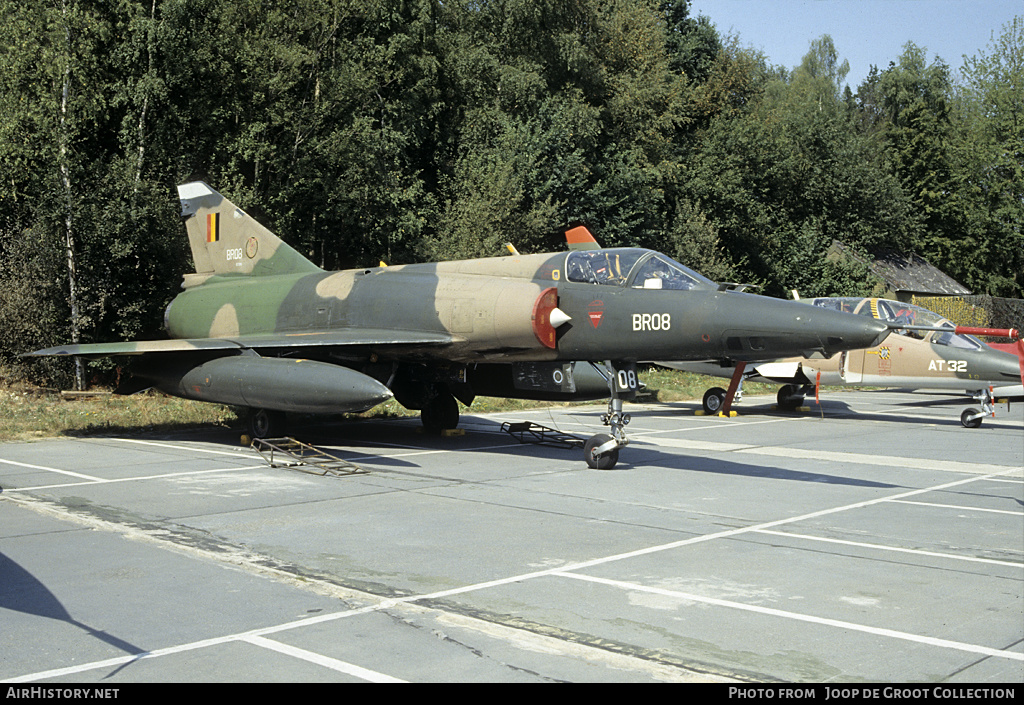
(630, 253), (711, 290)
(565, 249), (646, 286)
(565, 248), (713, 290)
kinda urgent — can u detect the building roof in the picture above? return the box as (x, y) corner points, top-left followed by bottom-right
(830, 241), (971, 296)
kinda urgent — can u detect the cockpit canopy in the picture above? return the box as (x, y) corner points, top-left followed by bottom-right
(808, 297), (983, 351)
(565, 248), (714, 291)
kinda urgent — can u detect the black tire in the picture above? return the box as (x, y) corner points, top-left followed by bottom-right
(777, 385), (804, 410)
(584, 433), (619, 470)
(702, 387), (727, 414)
(960, 408), (983, 429)
(249, 409), (286, 438)
(422, 393), (459, 434)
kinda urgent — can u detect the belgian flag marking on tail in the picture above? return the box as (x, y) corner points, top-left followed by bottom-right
(207, 213), (220, 243)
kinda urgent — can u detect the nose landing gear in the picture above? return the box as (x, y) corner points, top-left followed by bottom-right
(961, 387), (996, 428)
(584, 361), (637, 469)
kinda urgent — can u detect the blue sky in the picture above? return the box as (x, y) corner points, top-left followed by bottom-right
(688, 0), (1021, 89)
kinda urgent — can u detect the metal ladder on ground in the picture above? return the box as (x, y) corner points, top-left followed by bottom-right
(500, 421), (584, 450)
(250, 437), (366, 476)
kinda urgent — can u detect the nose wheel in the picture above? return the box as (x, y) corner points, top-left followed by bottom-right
(585, 398), (630, 469)
(960, 408), (983, 429)
(583, 361), (636, 469)
(961, 387), (996, 428)
(584, 433), (619, 469)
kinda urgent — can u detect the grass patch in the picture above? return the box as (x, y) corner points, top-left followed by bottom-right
(0, 382), (241, 442)
(632, 365), (779, 403)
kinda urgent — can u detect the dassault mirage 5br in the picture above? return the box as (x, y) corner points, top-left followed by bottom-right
(666, 297), (1023, 428)
(26, 182), (891, 468)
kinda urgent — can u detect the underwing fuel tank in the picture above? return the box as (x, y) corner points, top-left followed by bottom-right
(151, 356), (393, 414)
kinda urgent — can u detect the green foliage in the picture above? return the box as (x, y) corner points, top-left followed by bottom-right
(423, 0), (693, 259)
(954, 17), (1024, 296)
(1, 0), (1021, 388)
(661, 0), (721, 83)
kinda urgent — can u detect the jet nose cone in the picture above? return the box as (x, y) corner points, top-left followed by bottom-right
(713, 293), (891, 360)
(774, 301), (888, 358)
(993, 348), (1024, 384)
(801, 306), (890, 356)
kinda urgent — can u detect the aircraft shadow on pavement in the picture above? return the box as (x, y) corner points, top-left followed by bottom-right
(315, 415), (907, 490)
(73, 410), (919, 489)
(617, 445), (903, 488)
(0, 552), (146, 659)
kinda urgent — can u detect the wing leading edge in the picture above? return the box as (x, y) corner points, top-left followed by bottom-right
(24, 329), (456, 359)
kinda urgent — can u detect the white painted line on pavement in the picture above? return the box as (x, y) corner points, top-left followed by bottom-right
(240, 635), (406, 683)
(553, 571), (1024, 662)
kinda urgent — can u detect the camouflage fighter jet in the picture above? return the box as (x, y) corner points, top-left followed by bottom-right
(26, 182), (892, 468)
(666, 297), (1023, 428)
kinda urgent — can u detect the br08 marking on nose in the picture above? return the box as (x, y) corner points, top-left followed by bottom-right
(633, 313), (671, 331)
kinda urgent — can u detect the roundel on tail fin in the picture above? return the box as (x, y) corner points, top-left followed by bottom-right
(177, 182), (322, 279)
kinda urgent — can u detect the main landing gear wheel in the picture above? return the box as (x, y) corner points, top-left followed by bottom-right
(702, 387), (727, 414)
(777, 384), (805, 411)
(584, 433), (619, 470)
(421, 393), (459, 435)
(960, 408), (983, 429)
(249, 409), (286, 438)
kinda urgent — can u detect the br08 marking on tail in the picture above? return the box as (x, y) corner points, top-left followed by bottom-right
(633, 313), (671, 331)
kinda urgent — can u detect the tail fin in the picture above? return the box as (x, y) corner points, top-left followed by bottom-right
(177, 182), (322, 280)
(565, 226), (601, 251)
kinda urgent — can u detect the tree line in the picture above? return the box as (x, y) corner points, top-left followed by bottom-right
(1, 0), (1021, 388)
